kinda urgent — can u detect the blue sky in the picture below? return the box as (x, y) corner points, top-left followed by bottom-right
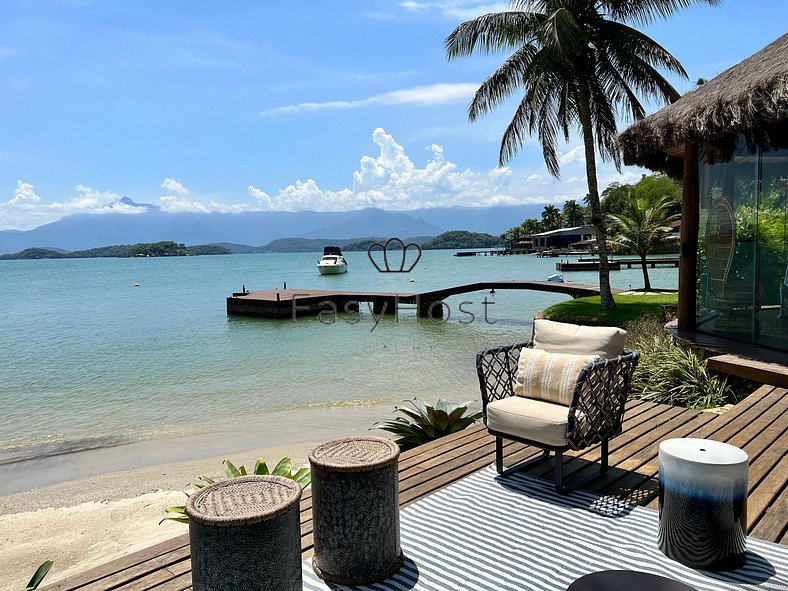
(1, 0), (786, 230)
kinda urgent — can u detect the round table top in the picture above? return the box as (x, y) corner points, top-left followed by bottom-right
(567, 570), (697, 591)
(309, 436), (399, 472)
(186, 475), (301, 526)
(659, 438), (748, 466)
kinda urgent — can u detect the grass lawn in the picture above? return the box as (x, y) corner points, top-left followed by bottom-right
(540, 293), (678, 327)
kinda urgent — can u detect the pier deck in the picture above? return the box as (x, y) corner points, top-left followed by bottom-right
(227, 281), (619, 318)
(557, 257), (679, 271)
(41, 384), (788, 591)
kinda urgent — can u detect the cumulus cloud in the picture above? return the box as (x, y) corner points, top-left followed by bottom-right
(1, 129), (643, 230)
(259, 83), (478, 116)
(0, 182), (142, 230)
(248, 127), (542, 211)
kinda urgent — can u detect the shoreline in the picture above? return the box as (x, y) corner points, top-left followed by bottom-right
(0, 403), (398, 589)
(0, 402), (397, 496)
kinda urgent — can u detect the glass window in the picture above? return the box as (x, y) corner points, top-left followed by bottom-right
(697, 136), (788, 351)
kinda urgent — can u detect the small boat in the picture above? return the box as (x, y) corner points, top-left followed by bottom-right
(317, 246), (348, 275)
(547, 273), (564, 283)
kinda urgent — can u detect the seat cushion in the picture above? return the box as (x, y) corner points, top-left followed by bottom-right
(486, 397), (569, 447)
(514, 348), (597, 405)
(533, 318), (626, 358)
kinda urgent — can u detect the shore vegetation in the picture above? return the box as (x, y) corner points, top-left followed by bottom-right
(374, 399), (482, 451)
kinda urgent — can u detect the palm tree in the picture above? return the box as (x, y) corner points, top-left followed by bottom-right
(541, 204), (562, 230)
(520, 217), (541, 234)
(562, 199), (586, 227)
(608, 193), (679, 291)
(445, 0), (718, 309)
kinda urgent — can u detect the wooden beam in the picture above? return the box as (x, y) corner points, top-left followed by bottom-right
(679, 141), (699, 331)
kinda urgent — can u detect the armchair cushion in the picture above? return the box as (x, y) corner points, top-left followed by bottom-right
(486, 397), (569, 447)
(533, 319), (626, 358)
(514, 348), (598, 406)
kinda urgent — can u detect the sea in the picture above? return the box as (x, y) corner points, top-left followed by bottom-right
(0, 250), (677, 493)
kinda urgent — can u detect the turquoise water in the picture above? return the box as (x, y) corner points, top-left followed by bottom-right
(0, 251), (677, 464)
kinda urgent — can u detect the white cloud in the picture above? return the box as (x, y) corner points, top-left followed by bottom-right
(1, 129), (646, 230)
(259, 83), (478, 116)
(247, 127), (541, 211)
(399, 1), (509, 19)
(0, 182), (141, 230)
(161, 178), (191, 197)
(559, 145), (585, 166)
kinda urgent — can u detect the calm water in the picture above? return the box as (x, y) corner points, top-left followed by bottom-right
(0, 250), (677, 465)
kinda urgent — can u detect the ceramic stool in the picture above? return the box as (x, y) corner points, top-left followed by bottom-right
(658, 438), (748, 570)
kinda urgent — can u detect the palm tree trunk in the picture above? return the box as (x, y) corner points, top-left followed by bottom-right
(577, 82), (615, 309)
(640, 254), (652, 291)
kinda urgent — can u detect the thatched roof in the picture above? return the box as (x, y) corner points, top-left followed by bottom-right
(620, 33), (788, 177)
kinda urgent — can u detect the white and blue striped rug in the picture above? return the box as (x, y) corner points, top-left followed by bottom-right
(302, 465), (788, 591)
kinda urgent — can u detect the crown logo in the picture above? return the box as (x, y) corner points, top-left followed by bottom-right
(367, 237), (422, 273)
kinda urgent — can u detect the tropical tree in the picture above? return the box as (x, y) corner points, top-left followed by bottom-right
(520, 217), (542, 234)
(541, 204), (562, 230)
(608, 193), (679, 290)
(445, 0), (718, 309)
(562, 199), (586, 227)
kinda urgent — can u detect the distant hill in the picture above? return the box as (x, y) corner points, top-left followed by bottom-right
(422, 231), (502, 250)
(0, 204), (546, 254)
(0, 241), (231, 260)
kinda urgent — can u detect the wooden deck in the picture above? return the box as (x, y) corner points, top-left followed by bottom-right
(43, 385), (788, 591)
(667, 321), (788, 388)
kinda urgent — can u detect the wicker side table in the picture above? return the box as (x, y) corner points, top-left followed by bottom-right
(186, 475), (302, 591)
(309, 436), (403, 585)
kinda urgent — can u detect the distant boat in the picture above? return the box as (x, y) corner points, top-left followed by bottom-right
(547, 273), (564, 283)
(317, 246), (348, 275)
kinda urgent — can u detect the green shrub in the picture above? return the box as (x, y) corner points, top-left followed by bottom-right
(374, 398), (482, 451)
(162, 457), (310, 524)
(625, 315), (751, 409)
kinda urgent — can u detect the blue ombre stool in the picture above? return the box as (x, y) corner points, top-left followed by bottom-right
(658, 438), (748, 570)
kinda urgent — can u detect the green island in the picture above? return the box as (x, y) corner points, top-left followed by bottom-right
(0, 241), (231, 260)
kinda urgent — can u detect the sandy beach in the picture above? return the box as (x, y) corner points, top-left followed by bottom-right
(0, 404), (395, 590)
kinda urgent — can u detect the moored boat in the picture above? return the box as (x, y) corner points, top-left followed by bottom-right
(317, 246), (348, 275)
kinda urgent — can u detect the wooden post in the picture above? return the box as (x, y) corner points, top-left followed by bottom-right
(679, 141), (699, 331)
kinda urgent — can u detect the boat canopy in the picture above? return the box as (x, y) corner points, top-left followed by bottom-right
(322, 246), (343, 256)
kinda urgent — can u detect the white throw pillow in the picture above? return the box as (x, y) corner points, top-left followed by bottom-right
(515, 348), (598, 406)
(533, 318), (626, 359)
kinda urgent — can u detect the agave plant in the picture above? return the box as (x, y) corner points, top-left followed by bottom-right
(24, 561), (53, 591)
(374, 398), (482, 451)
(162, 457), (311, 524)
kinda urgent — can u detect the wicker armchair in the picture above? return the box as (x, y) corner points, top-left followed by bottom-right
(476, 340), (640, 494)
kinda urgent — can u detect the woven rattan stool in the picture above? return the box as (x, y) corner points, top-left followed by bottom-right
(186, 475), (302, 591)
(310, 436), (403, 585)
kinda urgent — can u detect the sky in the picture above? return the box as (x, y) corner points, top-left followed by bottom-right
(1, 0), (786, 230)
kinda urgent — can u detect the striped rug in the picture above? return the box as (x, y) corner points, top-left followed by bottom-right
(302, 465), (788, 591)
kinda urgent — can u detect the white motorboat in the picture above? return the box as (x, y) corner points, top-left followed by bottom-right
(547, 273), (564, 282)
(317, 246), (348, 275)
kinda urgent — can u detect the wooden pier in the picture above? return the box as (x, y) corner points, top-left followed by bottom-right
(39, 384), (788, 591)
(557, 257), (679, 271)
(227, 281), (618, 319)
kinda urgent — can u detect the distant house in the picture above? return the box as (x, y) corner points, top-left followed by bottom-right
(620, 32), (788, 361)
(531, 226), (596, 250)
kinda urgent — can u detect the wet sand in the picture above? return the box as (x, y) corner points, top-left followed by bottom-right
(0, 403), (395, 590)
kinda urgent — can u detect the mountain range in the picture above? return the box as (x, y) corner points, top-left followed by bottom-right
(0, 198), (546, 253)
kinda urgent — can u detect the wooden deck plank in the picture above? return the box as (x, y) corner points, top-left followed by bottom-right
(707, 355), (788, 389)
(749, 454), (788, 543)
(41, 393), (787, 591)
